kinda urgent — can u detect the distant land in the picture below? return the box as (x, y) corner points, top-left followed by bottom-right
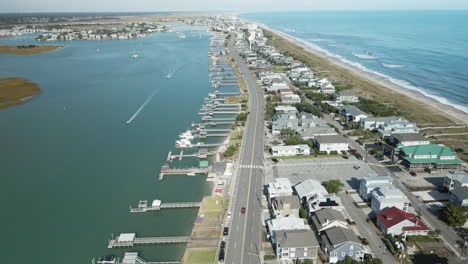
(0, 77), (42, 108)
(0, 45), (63, 55)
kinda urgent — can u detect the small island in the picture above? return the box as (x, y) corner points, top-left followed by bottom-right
(0, 77), (42, 109)
(0, 45), (63, 55)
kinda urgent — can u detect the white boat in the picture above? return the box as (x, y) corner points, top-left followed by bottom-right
(132, 54), (139, 59)
(166, 73), (172, 79)
(178, 33), (186, 39)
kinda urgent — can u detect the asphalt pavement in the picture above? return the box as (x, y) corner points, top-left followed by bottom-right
(224, 38), (265, 264)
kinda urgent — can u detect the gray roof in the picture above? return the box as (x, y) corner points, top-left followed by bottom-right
(341, 105), (367, 117)
(299, 126), (337, 138)
(452, 183), (468, 201)
(448, 173), (468, 185)
(310, 208), (346, 230)
(314, 135), (348, 144)
(392, 133), (429, 142)
(321, 226), (361, 247)
(294, 179), (328, 199)
(273, 195), (301, 210)
(338, 91), (357, 97)
(276, 229), (319, 248)
(361, 116), (401, 123)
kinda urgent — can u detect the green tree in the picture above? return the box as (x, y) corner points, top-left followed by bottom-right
(284, 135), (309, 146)
(363, 259), (383, 264)
(294, 102), (323, 117)
(336, 256), (359, 264)
(280, 128), (297, 137)
(322, 179), (344, 194)
(441, 204), (468, 226)
(223, 145), (239, 157)
(271, 140), (281, 146)
(303, 260), (313, 264)
(299, 206), (307, 219)
(236, 112), (248, 122)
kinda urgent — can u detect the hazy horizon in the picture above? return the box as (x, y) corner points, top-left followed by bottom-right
(2, 0), (468, 13)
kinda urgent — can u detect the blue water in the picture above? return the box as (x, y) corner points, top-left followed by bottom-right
(0, 28), (232, 263)
(241, 11), (468, 113)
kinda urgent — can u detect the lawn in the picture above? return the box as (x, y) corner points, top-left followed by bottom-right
(185, 248), (217, 264)
(224, 95), (247, 104)
(200, 197), (228, 211)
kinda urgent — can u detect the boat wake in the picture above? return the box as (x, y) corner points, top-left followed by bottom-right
(126, 89), (159, 124)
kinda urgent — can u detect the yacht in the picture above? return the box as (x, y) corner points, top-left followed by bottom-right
(131, 54), (139, 59)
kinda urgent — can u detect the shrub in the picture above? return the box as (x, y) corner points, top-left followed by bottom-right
(322, 179), (344, 194)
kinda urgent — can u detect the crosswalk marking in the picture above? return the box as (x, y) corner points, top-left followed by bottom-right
(238, 164), (264, 169)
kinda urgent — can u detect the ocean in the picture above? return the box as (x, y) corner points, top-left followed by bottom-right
(241, 10), (468, 113)
(0, 27), (232, 263)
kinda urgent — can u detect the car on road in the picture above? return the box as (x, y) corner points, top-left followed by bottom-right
(353, 165), (360, 170)
(241, 207), (246, 214)
(218, 248), (225, 262)
(348, 148), (357, 153)
(220, 241), (226, 249)
(227, 211), (232, 219)
(342, 156), (349, 159)
(271, 158), (279, 163)
(410, 172), (417, 177)
(223, 227), (229, 236)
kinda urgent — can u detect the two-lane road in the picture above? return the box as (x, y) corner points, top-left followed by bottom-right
(225, 37), (265, 264)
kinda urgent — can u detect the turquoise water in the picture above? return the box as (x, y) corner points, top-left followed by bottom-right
(0, 30), (220, 263)
(241, 11), (468, 113)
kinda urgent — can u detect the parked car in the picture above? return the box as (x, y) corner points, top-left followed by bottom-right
(271, 158), (279, 163)
(449, 170), (456, 174)
(227, 211), (232, 219)
(220, 241), (226, 249)
(425, 168), (432, 174)
(241, 207), (246, 214)
(223, 227), (229, 236)
(342, 156), (349, 159)
(348, 149), (357, 153)
(353, 165), (361, 170)
(219, 248), (225, 262)
(410, 172), (417, 177)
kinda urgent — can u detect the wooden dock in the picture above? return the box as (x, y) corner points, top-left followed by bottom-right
(159, 165), (210, 180)
(130, 199), (201, 213)
(121, 252), (180, 264)
(108, 233), (190, 248)
(175, 142), (226, 149)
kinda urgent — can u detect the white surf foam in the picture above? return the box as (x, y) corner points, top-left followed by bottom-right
(352, 52), (378, 59)
(126, 89), (159, 124)
(307, 38), (328, 42)
(382, 63), (403, 68)
(274, 30), (468, 114)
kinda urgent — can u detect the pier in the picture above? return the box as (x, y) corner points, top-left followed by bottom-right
(159, 164), (211, 180)
(121, 252), (179, 264)
(130, 199), (201, 213)
(201, 116), (236, 121)
(108, 233), (190, 248)
(167, 149), (217, 160)
(175, 142), (226, 149)
(192, 121), (236, 126)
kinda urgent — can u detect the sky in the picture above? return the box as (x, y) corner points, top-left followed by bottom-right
(1, 0), (468, 13)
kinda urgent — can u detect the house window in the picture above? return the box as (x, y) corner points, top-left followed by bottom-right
(350, 245), (354, 250)
(290, 248), (296, 252)
(342, 252), (346, 257)
(350, 251), (353, 256)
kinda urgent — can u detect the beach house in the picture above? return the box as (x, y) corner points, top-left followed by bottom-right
(336, 91), (359, 103)
(271, 145), (311, 157)
(359, 176), (394, 201)
(267, 215), (308, 240)
(273, 229), (319, 262)
(275, 105), (298, 114)
(271, 195), (301, 217)
(313, 135), (349, 154)
(340, 105), (368, 123)
(294, 179), (342, 213)
(310, 209), (368, 263)
(390, 133), (431, 147)
(267, 178), (294, 202)
(370, 187), (409, 213)
(359, 116), (403, 130)
(376, 207), (430, 237)
(445, 173), (468, 206)
(299, 126), (338, 140)
(397, 144), (463, 170)
(281, 94), (301, 104)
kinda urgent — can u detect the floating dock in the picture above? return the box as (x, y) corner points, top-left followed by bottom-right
(130, 200), (201, 213)
(159, 164), (211, 180)
(108, 233), (190, 248)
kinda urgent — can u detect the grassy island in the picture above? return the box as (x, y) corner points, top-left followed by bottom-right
(0, 78), (42, 109)
(0, 36), (10, 39)
(0, 45), (63, 55)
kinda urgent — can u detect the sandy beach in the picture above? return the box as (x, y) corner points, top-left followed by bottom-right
(264, 28), (468, 126)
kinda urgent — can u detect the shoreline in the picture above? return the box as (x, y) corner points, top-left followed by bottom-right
(0, 45), (64, 55)
(259, 26), (468, 126)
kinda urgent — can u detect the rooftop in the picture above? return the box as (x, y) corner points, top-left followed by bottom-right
(377, 206), (429, 231)
(273, 195), (301, 210)
(315, 135), (349, 144)
(392, 133), (430, 142)
(400, 144), (458, 157)
(341, 105), (367, 116)
(276, 229), (319, 248)
(267, 215), (307, 231)
(294, 179), (328, 199)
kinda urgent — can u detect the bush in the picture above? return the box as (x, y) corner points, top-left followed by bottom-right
(441, 203), (468, 226)
(322, 179), (344, 194)
(294, 102), (323, 117)
(406, 235), (438, 243)
(352, 98), (402, 117)
(299, 207), (307, 219)
(236, 112), (248, 122)
(224, 145), (239, 157)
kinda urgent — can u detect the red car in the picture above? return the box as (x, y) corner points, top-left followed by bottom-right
(348, 149), (357, 153)
(410, 172), (417, 177)
(241, 207), (246, 214)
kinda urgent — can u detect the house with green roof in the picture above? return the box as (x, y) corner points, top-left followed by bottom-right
(397, 144), (463, 169)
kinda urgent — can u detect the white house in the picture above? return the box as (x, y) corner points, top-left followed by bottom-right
(281, 94), (301, 104)
(391, 133), (431, 147)
(275, 106), (298, 114)
(314, 135), (349, 154)
(267, 178), (293, 202)
(359, 176), (394, 201)
(271, 145), (311, 157)
(336, 91), (359, 103)
(376, 207), (430, 237)
(371, 187), (409, 213)
(359, 116), (403, 130)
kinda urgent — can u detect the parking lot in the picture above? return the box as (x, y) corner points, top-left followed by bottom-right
(394, 169), (450, 190)
(265, 156), (379, 189)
